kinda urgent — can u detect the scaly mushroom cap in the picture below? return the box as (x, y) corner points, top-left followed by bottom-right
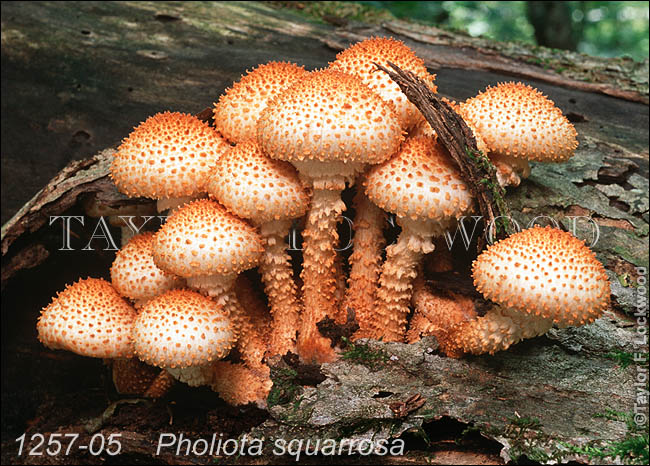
(473, 226), (610, 326)
(207, 140), (309, 223)
(330, 36), (437, 130)
(365, 135), (474, 223)
(458, 82), (578, 162)
(257, 69), (403, 166)
(132, 289), (236, 369)
(37, 278), (136, 359)
(152, 199), (263, 278)
(110, 232), (185, 304)
(214, 61), (309, 144)
(110, 112), (230, 199)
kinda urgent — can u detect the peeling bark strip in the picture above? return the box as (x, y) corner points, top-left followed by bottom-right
(375, 62), (513, 250)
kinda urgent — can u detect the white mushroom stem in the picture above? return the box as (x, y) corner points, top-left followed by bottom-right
(157, 194), (205, 214)
(342, 189), (386, 335)
(296, 188), (346, 364)
(257, 220), (302, 357)
(369, 217), (444, 342)
(488, 153), (531, 188)
(438, 305), (555, 357)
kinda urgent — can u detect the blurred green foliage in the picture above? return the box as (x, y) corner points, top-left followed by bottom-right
(360, 1), (649, 61)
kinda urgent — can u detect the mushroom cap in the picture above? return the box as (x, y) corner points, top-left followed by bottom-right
(330, 36), (437, 130)
(214, 61), (309, 144)
(152, 199), (263, 278)
(37, 278), (136, 359)
(472, 226), (610, 326)
(110, 232), (185, 303)
(365, 135), (474, 223)
(207, 140), (309, 224)
(257, 69), (403, 166)
(458, 82), (578, 162)
(132, 289), (236, 369)
(110, 111), (230, 199)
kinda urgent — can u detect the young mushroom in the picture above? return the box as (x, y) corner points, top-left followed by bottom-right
(207, 140), (309, 357)
(458, 82), (578, 187)
(257, 69), (403, 363)
(110, 232), (185, 309)
(37, 278), (170, 397)
(151, 199), (267, 370)
(213, 61), (309, 144)
(365, 135), (474, 342)
(330, 36), (437, 131)
(38, 278), (136, 359)
(132, 289), (236, 387)
(438, 226), (610, 356)
(110, 111), (230, 212)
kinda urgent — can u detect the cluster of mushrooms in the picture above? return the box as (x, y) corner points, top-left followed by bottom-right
(37, 37), (611, 406)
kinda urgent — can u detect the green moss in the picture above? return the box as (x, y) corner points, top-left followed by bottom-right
(340, 338), (389, 370)
(268, 367), (300, 408)
(269, 1), (394, 25)
(560, 411), (649, 465)
(605, 351), (648, 369)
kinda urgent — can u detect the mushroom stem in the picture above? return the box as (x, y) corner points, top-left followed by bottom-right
(342, 189), (386, 336)
(297, 188), (346, 364)
(186, 273), (237, 300)
(167, 365), (215, 387)
(222, 289), (268, 371)
(210, 361), (272, 408)
(406, 275), (477, 344)
(489, 153), (531, 188)
(369, 217), (441, 342)
(111, 358), (174, 397)
(257, 220), (302, 357)
(143, 370), (175, 398)
(438, 305), (555, 357)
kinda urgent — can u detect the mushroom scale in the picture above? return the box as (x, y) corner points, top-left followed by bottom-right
(330, 36), (437, 130)
(132, 289), (236, 385)
(439, 226), (610, 357)
(214, 61), (309, 144)
(110, 232), (185, 308)
(473, 225), (610, 325)
(152, 199), (263, 281)
(208, 140), (309, 357)
(110, 111), (230, 210)
(365, 135), (475, 342)
(258, 69), (403, 364)
(458, 82), (578, 187)
(37, 278), (137, 359)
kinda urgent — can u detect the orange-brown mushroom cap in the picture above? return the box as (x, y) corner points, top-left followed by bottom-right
(110, 232), (185, 304)
(152, 199), (263, 278)
(365, 135), (474, 224)
(473, 226), (610, 326)
(207, 140), (309, 224)
(37, 278), (137, 359)
(132, 289), (236, 369)
(257, 69), (403, 166)
(110, 111), (230, 199)
(214, 61), (309, 144)
(330, 36), (437, 130)
(458, 82), (578, 162)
